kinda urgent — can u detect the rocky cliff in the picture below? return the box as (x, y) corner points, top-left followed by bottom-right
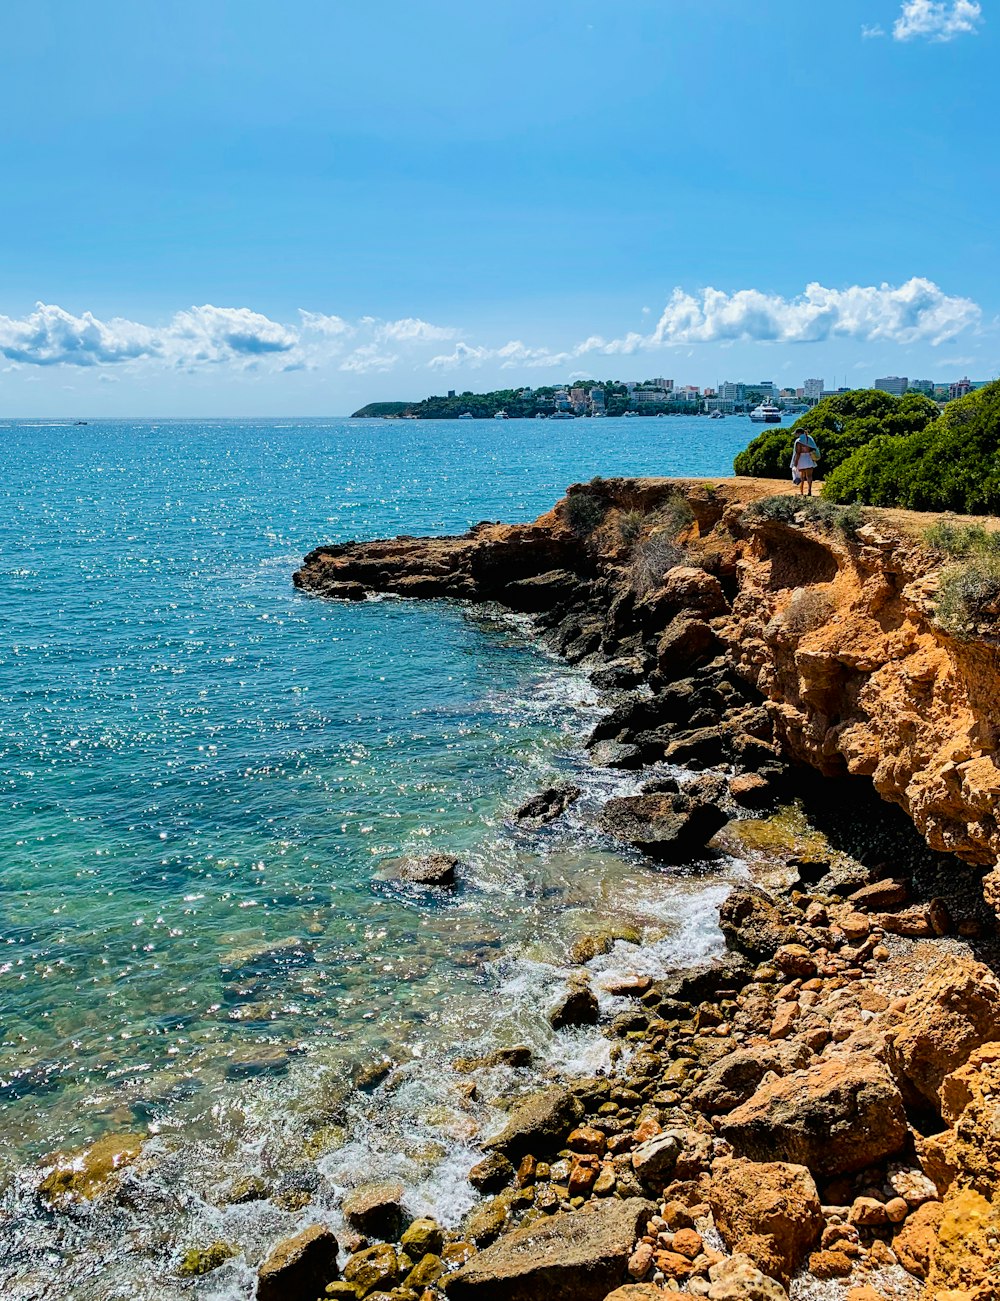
(295, 476), (1000, 894)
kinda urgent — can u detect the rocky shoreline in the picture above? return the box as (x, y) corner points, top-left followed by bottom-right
(30, 478), (1000, 1300)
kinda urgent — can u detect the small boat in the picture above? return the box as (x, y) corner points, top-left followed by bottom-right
(493, 410), (509, 420)
(749, 400), (782, 424)
(549, 411), (576, 420)
(623, 411), (641, 418)
(709, 410), (725, 420)
(75, 420), (88, 425)
(458, 412), (475, 420)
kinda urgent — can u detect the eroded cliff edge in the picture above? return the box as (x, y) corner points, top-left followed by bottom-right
(294, 476), (1000, 899)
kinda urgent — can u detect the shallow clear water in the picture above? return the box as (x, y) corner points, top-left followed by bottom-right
(0, 414), (755, 1297)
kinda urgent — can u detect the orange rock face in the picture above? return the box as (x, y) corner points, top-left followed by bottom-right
(707, 1158), (823, 1283)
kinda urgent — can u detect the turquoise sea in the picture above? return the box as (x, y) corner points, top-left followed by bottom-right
(0, 414), (758, 1299)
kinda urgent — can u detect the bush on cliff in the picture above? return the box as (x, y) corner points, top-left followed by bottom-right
(733, 390), (939, 480)
(823, 382), (1000, 515)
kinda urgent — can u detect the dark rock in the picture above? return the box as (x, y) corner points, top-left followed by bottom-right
(501, 570), (581, 612)
(588, 741), (644, 769)
(599, 788), (727, 862)
(550, 985), (599, 1029)
(383, 852), (460, 886)
(483, 1086), (585, 1162)
(468, 1152), (514, 1194)
(654, 616), (718, 679)
(444, 1197), (655, 1301)
(512, 783), (581, 828)
(342, 1182), (408, 1240)
(256, 1225), (339, 1301)
(590, 658), (645, 690)
(662, 726), (729, 766)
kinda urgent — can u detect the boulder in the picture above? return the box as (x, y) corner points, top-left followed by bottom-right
(718, 885), (796, 961)
(932, 1042), (1000, 1198)
(37, 1132), (145, 1204)
(884, 954), (1000, 1109)
(444, 1197), (655, 1301)
(892, 1200), (944, 1280)
(256, 1225), (339, 1301)
(383, 852), (460, 886)
(657, 565), (728, 617)
(468, 1151), (514, 1194)
(342, 1243), (400, 1296)
(604, 1287), (665, 1301)
(708, 1159), (822, 1284)
(689, 1041), (812, 1115)
(513, 783), (581, 827)
(501, 570), (581, 611)
(483, 1086), (584, 1162)
(630, 1131), (682, 1188)
(342, 1182), (407, 1240)
(400, 1217), (444, 1259)
(719, 1056), (907, 1177)
(656, 616), (718, 677)
(549, 984), (599, 1029)
(599, 788), (727, 862)
(706, 1253), (789, 1300)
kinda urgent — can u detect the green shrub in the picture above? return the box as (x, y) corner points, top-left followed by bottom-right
(565, 491), (607, 536)
(933, 557), (1000, 636)
(733, 390), (939, 480)
(743, 495), (864, 537)
(824, 381), (1000, 514)
(617, 509), (645, 547)
(924, 520), (1000, 558)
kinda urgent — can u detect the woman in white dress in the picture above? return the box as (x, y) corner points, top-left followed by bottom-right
(791, 433), (820, 496)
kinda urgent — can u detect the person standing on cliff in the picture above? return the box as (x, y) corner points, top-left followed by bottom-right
(791, 432), (820, 496)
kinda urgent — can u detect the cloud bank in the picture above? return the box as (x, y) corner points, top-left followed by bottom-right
(893, 0), (983, 41)
(0, 279), (981, 382)
(430, 278), (981, 370)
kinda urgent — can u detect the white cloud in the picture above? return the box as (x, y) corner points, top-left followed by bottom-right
(862, 23), (886, 37)
(338, 344), (399, 373)
(0, 302), (460, 373)
(893, 0), (983, 41)
(646, 279), (979, 347)
(367, 317), (458, 344)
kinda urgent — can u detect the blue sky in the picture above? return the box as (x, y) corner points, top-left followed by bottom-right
(0, 0), (995, 415)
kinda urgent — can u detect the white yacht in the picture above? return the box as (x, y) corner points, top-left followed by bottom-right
(494, 410), (509, 420)
(458, 412), (474, 420)
(749, 400), (782, 424)
(709, 410), (725, 420)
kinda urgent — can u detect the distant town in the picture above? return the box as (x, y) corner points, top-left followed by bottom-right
(352, 374), (989, 420)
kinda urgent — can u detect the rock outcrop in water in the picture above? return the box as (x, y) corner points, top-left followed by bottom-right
(295, 475), (1000, 888)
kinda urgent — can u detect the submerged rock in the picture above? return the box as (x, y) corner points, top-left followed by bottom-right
(512, 782), (581, 827)
(256, 1225), (339, 1301)
(37, 1132), (145, 1205)
(444, 1196), (655, 1300)
(382, 852), (461, 886)
(178, 1242), (238, 1277)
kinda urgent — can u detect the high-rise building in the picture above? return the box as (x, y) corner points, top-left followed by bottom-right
(949, 377), (973, 401)
(909, 380), (934, 396)
(803, 378), (824, 403)
(590, 387), (606, 414)
(874, 376), (908, 396)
